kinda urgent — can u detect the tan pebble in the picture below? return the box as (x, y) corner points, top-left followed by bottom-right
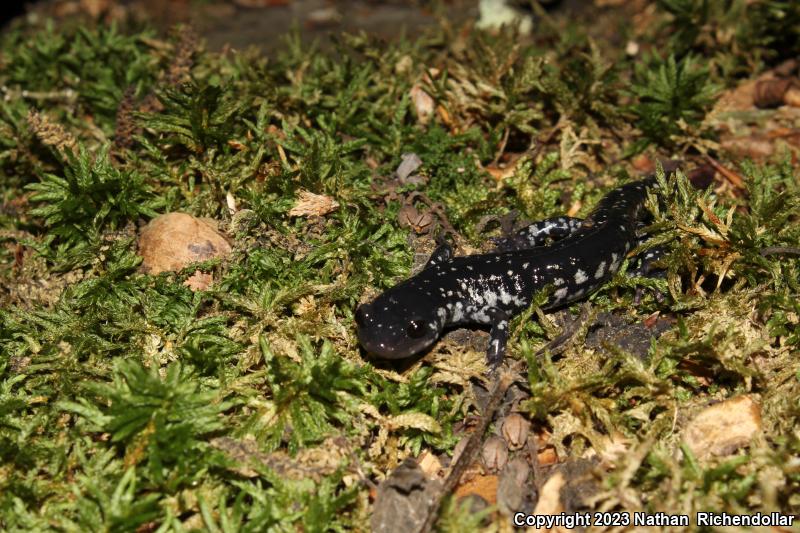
(138, 213), (231, 275)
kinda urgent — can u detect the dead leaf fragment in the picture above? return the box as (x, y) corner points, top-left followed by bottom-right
(754, 78), (799, 108)
(397, 204), (436, 234)
(183, 270), (213, 291)
(138, 213), (231, 275)
(288, 190), (339, 217)
(410, 84), (435, 125)
(454, 473), (499, 504)
(683, 396), (762, 460)
(530, 471), (566, 530)
(395, 152), (423, 183)
(417, 450), (444, 479)
(210, 436), (348, 480)
(720, 135), (777, 162)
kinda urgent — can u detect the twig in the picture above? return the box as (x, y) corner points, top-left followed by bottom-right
(491, 127), (510, 166)
(760, 246), (800, 257)
(1, 85), (78, 104)
(704, 156), (745, 189)
(416, 365), (519, 533)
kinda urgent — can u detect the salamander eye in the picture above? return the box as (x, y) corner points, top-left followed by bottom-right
(406, 320), (426, 338)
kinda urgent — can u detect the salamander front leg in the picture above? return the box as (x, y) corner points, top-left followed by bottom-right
(425, 242), (453, 269)
(486, 308), (511, 368)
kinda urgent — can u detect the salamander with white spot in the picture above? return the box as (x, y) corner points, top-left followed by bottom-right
(355, 175), (663, 367)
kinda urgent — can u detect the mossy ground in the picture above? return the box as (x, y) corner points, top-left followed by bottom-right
(1, 2), (799, 531)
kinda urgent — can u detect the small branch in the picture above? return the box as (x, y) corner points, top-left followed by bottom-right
(417, 365), (519, 533)
(760, 246), (800, 257)
(2, 85), (78, 104)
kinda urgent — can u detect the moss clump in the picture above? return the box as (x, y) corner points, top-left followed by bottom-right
(1, 2), (799, 529)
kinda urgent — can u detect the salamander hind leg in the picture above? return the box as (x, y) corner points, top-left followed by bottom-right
(485, 308), (511, 368)
(492, 216), (584, 252)
(628, 245), (669, 304)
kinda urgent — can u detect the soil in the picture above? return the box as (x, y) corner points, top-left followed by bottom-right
(6, 0), (599, 52)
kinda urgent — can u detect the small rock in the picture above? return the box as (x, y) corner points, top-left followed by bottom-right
(683, 396), (762, 460)
(138, 213), (231, 275)
(497, 457), (530, 516)
(371, 458), (440, 533)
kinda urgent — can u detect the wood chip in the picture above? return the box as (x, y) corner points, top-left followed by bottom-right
(288, 190), (339, 217)
(683, 396), (762, 460)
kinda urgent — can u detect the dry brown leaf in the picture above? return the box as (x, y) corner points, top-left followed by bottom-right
(410, 84), (435, 125)
(529, 471), (567, 532)
(454, 473), (499, 504)
(183, 270), (213, 291)
(417, 450), (444, 479)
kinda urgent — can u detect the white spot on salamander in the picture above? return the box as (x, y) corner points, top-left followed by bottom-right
(574, 269), (588, 285)
(554, 287), (568, 300)
(594, 261), (606, 279)
(610, 253), (621, 272)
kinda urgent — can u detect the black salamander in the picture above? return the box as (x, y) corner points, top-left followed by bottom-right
(355, 175), (661, 367)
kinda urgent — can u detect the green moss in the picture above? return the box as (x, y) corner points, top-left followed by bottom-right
(1, 4), (799, 530)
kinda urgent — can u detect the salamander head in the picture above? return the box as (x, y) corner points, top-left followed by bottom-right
(355, 290), (444, 359)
